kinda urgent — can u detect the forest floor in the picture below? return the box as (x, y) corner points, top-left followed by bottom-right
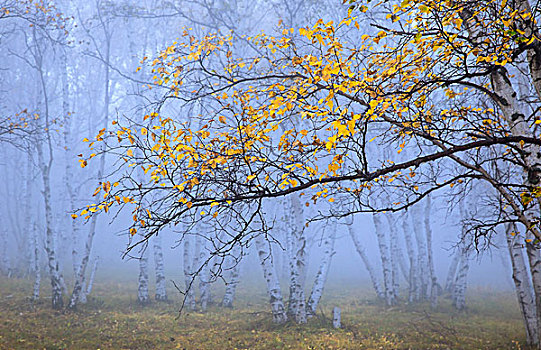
(0, 275), (528, 349)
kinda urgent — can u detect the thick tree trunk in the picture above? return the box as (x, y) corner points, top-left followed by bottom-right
(255, 234), (287, 324)
(307, 223), (337, 316)
(153, 235), (167, 301)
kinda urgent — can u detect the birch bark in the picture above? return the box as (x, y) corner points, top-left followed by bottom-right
(373, 213), (396, 306)
(347, 221), (384, 299)
(307, 223), (337, 316)
(138, 245), (150, 305)
(400, 211), (418, 302)
(153, 234), (167, 301)
(506, 224), (538, 345)
(183, 235), (196, 311)
(255, 234), (287, 324)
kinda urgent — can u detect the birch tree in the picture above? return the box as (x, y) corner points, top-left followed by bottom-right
(82, 0), (541, 338)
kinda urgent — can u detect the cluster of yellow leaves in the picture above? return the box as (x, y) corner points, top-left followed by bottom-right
(80, 0), (537, 229)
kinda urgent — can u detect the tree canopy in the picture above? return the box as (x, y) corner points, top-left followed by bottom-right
(80, 0), (541, 249)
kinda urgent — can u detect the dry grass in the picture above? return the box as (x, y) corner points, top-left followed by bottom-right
(0, 275), (528, 349)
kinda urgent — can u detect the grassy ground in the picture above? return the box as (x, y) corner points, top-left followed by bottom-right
(0, 275), (528, 349)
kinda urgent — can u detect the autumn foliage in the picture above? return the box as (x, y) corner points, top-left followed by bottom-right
(80, 0), (541, 247)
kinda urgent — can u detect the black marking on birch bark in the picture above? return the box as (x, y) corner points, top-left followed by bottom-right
(528, 168), (541, 185)
(511, 112), (524, 121)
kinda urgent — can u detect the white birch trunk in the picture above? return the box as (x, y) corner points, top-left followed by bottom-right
(222, 252), (241, 308)
(506, 224), (538, 345)
(347, 222), (385, 299)
(400, 211), (419, 302)
(444, 251), (460, 294)
(525, 233), (541, 347)
(332, 307), (341, 329)
(288, 195), (307, 323)
(411, 204), (429, 299)
(452, 245), (469, 310)
(386, 214), (409, 282)
(84, 257), (99, 298)
(373, 213), (396, 306)
(198, 238), (211, 311)
(36, 139), (63, 309)
(183, 236), (196, 311)
(60, 41), (80, 278)
(307, 223), (337, 316)
(67, 25), (111, 309)
(424, 195), (439, 307)
(138, 245), (150, 305)
(0, 231), (10, 277)
(153, 234), (167, 301)
(254, 234), (287, 324)
(31, 220), (40, 300)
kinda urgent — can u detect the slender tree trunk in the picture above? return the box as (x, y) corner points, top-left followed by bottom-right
(373, 213), (396, 306)
(68, 23), (111, 309)
(183, 235), (196, 310)
(400, 211), (418, 302)
(153, 234), (167, 301)
(60, 40), (80, 278)
(254, 234), (287, 324)
(85, 257), (99, 298)
(138, 245), (150, 305)
(288, 195), (307, 323)
(198, 240), (211, 311)
(411, 204), (429, 300)
(386, 214), (404, 298)
(222, 251), (241, 308)
(386, 214), (409, 282)
(36, 138), (63, 309)
(452, 245), (469, 310)
(444, 251), (460, 294)
(31, 220), (40, 300)
(307, 223), (336, 316)
(525, 234), (541, 347)
(347, 221), (384, 299)
(506, 224), (538, 345)
(424, 195), (439, 307)
(0, 231), (10, 277)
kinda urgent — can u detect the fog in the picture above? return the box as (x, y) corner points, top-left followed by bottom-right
(0, 0), (534, 348)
